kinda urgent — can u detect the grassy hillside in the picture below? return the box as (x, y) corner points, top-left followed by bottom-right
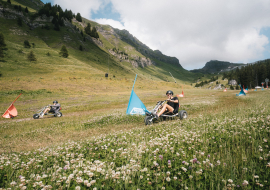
(0, 0), (202, 89)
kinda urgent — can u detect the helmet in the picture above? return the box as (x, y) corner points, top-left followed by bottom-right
(53, 100), (58, 104)
(166, 90), (173, 95)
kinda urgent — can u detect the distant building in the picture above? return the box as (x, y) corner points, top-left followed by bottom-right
(228, 80), (237, 85)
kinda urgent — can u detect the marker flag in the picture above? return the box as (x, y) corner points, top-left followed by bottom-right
(2, 94), (22, 118)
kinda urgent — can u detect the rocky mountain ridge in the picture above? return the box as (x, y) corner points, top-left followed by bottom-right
(190, 60), (246, 74)
(113, 29), (182, 68)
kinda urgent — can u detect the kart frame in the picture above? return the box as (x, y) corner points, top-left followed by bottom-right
(144, 100), (187, 125)
(33, 105), (62, 119)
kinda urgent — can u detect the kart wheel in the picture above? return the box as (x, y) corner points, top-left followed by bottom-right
(55, 112), (62, 117)
(179, 110), (188, 120)
(33, 114), (39, 119)
(144, 116), (153, 125)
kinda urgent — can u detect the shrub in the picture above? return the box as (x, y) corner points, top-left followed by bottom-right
(0, 33), (6, 48)
(18, 49), (23, 53)
(0, 48), (3, 58)
(79, 45), (83, 51)
(44, 24), (50, 30)
(24, 40), (31, 48)
(17, 17), (22, 27)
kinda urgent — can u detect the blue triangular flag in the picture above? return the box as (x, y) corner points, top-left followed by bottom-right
(126, 90), (148, 115)
(236, 85), (246, 96)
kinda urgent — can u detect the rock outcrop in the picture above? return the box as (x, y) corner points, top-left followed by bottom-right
(113, 29), (182, 68)
(0, 6), (53, 30)
(96, 25), (157, 68)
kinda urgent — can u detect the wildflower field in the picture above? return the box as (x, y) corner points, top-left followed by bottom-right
(0, 90), (270, 189)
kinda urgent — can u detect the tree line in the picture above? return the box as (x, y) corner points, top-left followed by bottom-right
(195, 76), (219, 87)
(222, 60), (270, 88)
(37, 3), (73, 30)
(38, 3), (99, 38)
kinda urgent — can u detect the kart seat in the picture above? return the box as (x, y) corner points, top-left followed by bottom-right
(163, 111), (175, 115)
(49, 107), (61, 113)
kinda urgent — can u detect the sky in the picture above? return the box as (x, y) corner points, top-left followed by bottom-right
(41, 0), (270, 70)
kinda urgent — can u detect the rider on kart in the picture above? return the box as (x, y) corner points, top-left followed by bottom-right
(154, 90), (179, 119)
(40, 100), (61, 118)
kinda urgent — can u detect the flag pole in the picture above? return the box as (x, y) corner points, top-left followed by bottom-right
(12, 93), (22, 104)
(126, 74), (137, 114)
(169, 72), (176, 83)
(132, 74), (137, 91)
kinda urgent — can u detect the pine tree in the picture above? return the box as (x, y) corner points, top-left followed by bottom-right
(79, 45), (83, 51)
(59, 45), (68, 58)
(76, 13), (82, 22)
(85, 23), (91, 35)
(80, 30), (83, 37)
(25, 7), (29, 13)
(52, 17), (57, 24)
(27, 51), (37, 62)
(54, 23), (60, 31)
(92, 27), (99, 38)
(7, 0), (11, 4)
(58, 17), (64, 26)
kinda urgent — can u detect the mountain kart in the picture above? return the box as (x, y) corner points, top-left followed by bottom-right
(144, 100), (188, 125)
(33, 105), (62, 119)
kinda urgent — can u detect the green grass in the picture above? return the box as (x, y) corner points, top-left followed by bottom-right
(0, 89), (269, 189)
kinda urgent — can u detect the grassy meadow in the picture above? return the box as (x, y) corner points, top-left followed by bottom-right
(0, 82), (270, 189)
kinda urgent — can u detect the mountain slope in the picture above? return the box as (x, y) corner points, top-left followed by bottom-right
(0, 0), (201, 90)
(190, 60), (246, 74)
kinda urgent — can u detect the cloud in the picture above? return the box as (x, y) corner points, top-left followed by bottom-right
(94, 18), (125, 29)
(52, 0), (105, 18)
(108, 0), (270, 70)
(51, 0), (270, 70)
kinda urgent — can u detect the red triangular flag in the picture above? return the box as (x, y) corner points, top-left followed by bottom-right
(2, 104), (18, 118)
(2, 94), (21, 118)
(177, 86), (184, 97)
